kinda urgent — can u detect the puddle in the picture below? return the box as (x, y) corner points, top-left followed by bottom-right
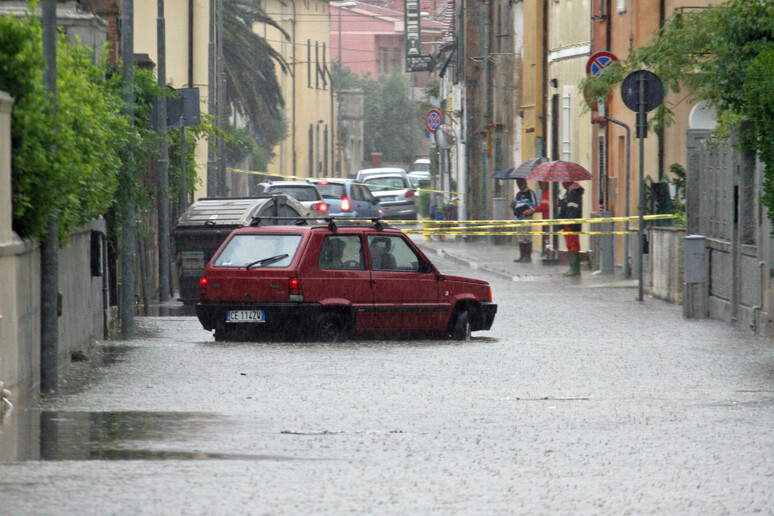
(0, 410), (298, 462)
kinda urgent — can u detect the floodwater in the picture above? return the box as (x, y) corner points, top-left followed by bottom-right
(2, 255), (774, 514)
(3, 409), (302, 462)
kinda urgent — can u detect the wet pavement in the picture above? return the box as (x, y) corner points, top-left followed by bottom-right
(1, 250), (774, 514)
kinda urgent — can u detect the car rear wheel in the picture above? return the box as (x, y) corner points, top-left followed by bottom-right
(316, 313), (346, 342)
(451, 310), (472, 341)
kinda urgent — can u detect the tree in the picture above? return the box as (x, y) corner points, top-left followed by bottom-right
(332, 67), (423, 163)
(581, 0), (774, 226)
(223, 0), (288, 124)
(0, 14), (129, 241)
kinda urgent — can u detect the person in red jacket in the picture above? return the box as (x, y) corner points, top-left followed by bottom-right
(533, 181), (550, 255)
(557, 181), (584, 276)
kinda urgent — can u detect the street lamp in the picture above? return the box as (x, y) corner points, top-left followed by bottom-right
(337, 1), (357, 65)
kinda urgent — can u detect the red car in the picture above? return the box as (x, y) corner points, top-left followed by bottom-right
(195, 222), (497, 342)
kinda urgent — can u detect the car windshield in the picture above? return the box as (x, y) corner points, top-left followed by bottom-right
(213, 234), (302, 268)
(270, 186), (320, 202)
(364, 177), (406, 191)
(313, 182), (346, 199)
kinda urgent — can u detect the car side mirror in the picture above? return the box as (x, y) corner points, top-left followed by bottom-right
(419, 260), (433, 274)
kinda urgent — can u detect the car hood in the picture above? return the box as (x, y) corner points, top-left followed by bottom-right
(442, 274), (489, 286)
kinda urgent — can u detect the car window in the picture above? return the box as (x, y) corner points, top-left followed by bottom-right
(270, 186), (320, 202)
(313, 182), (346, 199)
(365, 177), (406, 190)
(213, 234), (302, 268)
(318, 235), (365, 270)
(367, 235), (420, 271)
(351, 184), (365, 201)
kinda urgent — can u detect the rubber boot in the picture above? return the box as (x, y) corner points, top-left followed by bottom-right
(563, 252), (580, 276)
(524, 242), (533, 263)
(514, 243), (527, 263)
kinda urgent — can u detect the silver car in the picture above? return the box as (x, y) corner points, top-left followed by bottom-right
(361, 173), (417, 220)
(255, 181), (329, 218)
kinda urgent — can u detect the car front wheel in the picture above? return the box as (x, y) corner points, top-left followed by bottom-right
(451, 310), (472, 341)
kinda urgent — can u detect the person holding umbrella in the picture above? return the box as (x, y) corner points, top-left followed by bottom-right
(557, 180), (584, 276)
(526, 160), (591, 276)
(511, 178), (537, 263)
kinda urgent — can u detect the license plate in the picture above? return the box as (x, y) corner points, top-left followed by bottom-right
(226, 310), (265, 323)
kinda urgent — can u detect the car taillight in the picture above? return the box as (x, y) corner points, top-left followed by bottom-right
(199, 277), (207, 298)
(341, 197), (351, 212)
(313, 202), (328, 212)
(486, 286), (492, 302)
(404, 190), (415, 198)
(289, 278), (303, 302)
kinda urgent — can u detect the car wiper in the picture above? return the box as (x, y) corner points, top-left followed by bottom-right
(245, 254), (288, 269)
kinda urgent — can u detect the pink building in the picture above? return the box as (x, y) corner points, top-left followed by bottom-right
(331, 1), (442, 81)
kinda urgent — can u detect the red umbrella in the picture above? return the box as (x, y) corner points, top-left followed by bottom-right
(526, 160), (592, 182)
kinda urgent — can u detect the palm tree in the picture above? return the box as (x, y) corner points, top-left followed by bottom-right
(223, 0), (289, 125)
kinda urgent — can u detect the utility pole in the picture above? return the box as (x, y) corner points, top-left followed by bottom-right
(216, 0), (225, 196)
(207, 0), (216, 196)
(40, 0), (58, 394)
(157, 0), (170, 302)
(121, 0), (136, 337)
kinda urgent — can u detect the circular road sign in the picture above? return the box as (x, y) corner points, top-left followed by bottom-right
(426, 109), (443, 133)
(621, 70), (664, 112)
(586, 51), (618, 77)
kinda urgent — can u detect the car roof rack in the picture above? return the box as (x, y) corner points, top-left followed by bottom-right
(247, 216), (387, 232)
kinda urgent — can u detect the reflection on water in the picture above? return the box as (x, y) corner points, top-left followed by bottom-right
(1, 410), (297, 462)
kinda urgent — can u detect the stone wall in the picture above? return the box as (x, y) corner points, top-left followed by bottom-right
(645, 227), (685, 305)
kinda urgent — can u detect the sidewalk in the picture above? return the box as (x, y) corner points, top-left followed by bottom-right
(412, 234), (638, 288)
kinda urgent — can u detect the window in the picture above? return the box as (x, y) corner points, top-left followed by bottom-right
(270, 186), (320, 202)
(213, 234), (302, 268)
(367, 235), (420, 271)
(307, 40), (311, 88)
(319, 235), (365, 270)
(351, 184), (365, 201)
(314, 182), (346, 199)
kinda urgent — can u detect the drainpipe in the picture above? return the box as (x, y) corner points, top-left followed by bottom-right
(292, 0), (297, 177)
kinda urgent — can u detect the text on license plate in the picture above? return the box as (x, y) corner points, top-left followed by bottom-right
(226, 310), (265, 323)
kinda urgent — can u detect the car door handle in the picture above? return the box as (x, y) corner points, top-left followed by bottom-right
(371, 279), (377, 284)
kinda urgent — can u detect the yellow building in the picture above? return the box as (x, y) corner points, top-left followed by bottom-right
(546, 0), (593, 252)
(134, 0), (211, 200)
(261, 0), (336, 181)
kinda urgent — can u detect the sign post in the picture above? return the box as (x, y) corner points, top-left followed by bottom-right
(620, 70), (664, 301)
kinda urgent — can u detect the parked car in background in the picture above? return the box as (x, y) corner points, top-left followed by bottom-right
(356, 167), (411, 184)
(254, 180), (329, 218)
(306, 178), (382, 218)
(195, 222), (497, 342)
(410, 158), (431, 173)
(409, 158), (431, 182)
(172, 195), (309, 305)
(361, 173), (418, 220)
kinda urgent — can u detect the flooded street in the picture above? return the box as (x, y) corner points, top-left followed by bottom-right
(2, 255), (774, 514)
